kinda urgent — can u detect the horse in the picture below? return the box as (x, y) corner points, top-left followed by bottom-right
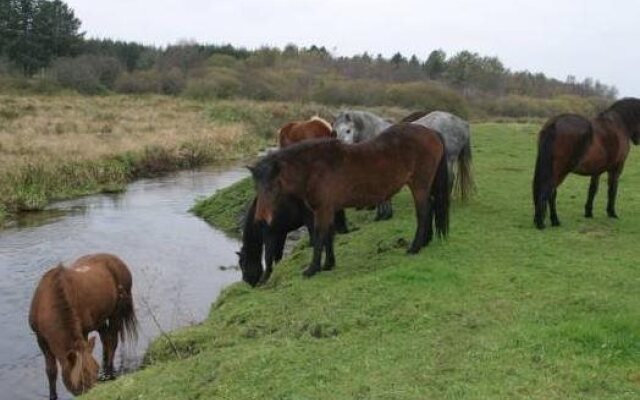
(238, 195), (348, 287)
(533, 98), (640, 229)
(278, 116), (335, 148)
(410, 111), (474, 200)
(332, 110), (394, 220)
(249, 123), (450, 278)
(29, 253), (138, 399)
(400, 110), (429, 123)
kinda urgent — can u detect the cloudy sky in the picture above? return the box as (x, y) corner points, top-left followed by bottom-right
(66, 0), (639, 96)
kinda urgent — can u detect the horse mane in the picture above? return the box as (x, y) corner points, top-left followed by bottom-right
(310, 115), (332, 131)
(50, 265), (83, 345)
(602, 98), (640, 136)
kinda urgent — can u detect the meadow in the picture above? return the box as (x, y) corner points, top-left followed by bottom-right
(85, 122), (640, 399)
(1, 95), (401, 225)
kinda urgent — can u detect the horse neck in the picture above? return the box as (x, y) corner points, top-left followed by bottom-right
(595, 112), (633, 142)
(49, 268), (84, 356)
(243, 198), (264, 263)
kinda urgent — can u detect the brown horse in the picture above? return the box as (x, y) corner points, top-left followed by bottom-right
(29, 253), (138, 399)
(533, 98), (640, 229)
(278, 116), (335, 147)
(250, 122), (450, 277)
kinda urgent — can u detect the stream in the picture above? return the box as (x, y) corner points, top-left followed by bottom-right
(0, 166), (247, 399)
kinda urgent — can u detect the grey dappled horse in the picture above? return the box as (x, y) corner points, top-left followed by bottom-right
(332, 110), (394, 220)
(411, 111), (474, 200)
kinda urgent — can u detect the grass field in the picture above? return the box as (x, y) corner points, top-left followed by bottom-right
(84, 122), (640, 399)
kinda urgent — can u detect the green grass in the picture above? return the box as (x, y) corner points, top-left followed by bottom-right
(191, 176), (254, 237)
(85, 122), (640, 399)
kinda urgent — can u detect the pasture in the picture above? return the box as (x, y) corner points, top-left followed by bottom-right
(85, 122), (640, 399)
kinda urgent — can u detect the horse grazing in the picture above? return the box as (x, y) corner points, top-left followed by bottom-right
(250, 123), (450, 278)
(332, 110), (395, 220)
(533, 98), (640, 229)
(29, 253), (138, 399)
(411, 111), (474, 200)
(278, 116), (335, 148)
(238, 195), (348, 286)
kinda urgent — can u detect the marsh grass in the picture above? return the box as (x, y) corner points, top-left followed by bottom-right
(86, 122), (640, 399)
(0, 95), (267, 224)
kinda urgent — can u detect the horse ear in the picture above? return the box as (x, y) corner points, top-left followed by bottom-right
(345, 113), (351, 122)
(235, 251), (241, 257)
(67, 350), (77, 366)
(88, 336), (96, 351)
(246, 165), (256, 176)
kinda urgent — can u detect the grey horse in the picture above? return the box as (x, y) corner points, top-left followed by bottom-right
(409, 111), (474, 200)
(332, 110), (394, 220)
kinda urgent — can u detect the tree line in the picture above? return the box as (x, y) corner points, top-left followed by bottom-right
(0, 0), (618, 118)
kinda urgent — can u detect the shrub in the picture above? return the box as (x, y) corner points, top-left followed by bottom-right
(52, 55), (123, 94)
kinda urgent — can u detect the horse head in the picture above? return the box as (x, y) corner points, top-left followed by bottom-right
(248, 160), (282, 226)
(236, 248), (262, 287)
(62, 336), (99, 395)
(333, 112), (364, 144)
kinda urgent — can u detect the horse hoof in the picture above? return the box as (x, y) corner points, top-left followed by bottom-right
(322, 263), (335, 271)
(303, 267), (319, 277)
(608, 213), (619, 219)
(551, 220), (561, 227)
(406, 246), (420, 255)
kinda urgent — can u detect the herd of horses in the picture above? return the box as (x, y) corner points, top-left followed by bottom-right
(28, 98), (640, 398)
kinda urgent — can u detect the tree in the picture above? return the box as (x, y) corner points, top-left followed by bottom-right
(1, 0), (83, 75)
(423, 49), (446, 80)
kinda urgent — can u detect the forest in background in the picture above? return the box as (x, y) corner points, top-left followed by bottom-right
(0, 0), (618, 119)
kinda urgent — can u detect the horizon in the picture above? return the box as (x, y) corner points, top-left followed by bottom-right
(65, 0), (639, 97)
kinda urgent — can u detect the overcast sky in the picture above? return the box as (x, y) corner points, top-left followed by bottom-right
(65, 0), (639, 96)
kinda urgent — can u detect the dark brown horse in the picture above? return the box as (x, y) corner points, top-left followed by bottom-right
(29, 253), (138, 399)
(533, 98), (640, 229)
(250, 123), (450, 278)
(278, 116), (335, 147)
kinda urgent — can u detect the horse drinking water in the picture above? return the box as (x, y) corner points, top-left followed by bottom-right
(533, 97), (640, 229)
(239, 116), (347, 286)
(29, 253), (138, 399)
(250, 123), (450, 278)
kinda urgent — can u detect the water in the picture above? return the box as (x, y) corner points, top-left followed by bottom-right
(0, 166), (248, 399)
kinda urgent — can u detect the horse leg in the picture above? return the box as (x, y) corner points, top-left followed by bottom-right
(98, 326), (118, 380)
(322, 226), (336, 271)
(585, 175), (600, 218)
(606, 166), (622, 218)
(408, 188), (429, 254)
(334, 209), (349, 234)
(37, 336), (58, 400)
(422, 197), (434, 247)
(549, 190), (560, 226)
(260, 233), (286, 284)
(303, 208), (333, 277)
(374, 201), (393, 221)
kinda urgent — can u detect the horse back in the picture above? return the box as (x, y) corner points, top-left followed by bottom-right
(67, 254), (132, 331)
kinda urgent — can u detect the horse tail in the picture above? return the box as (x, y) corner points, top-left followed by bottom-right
(432, 148), (450, 238)
(456, 137), (474, 201)
(116, 281), (138, 343)
(533, 121), (557, 226)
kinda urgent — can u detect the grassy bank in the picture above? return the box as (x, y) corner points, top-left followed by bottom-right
(0, 96), (360, 226)
(86, 122), (640, 399)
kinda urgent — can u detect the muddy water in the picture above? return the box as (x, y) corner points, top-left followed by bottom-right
(0, 166), (248, 399)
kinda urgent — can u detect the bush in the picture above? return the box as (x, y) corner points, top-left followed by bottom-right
(384, 81), (469, 118)
(52, 55), (123, 94)
(114, 70), (162, 94)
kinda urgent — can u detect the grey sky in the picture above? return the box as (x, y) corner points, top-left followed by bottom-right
(66, 0), (639, 96)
